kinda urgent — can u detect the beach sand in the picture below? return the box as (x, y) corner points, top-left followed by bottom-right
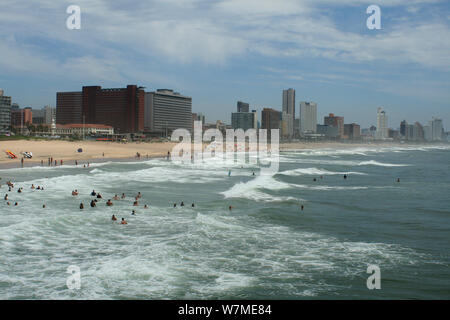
(0, 139), (403, 168)
(0, 140), (178, 166)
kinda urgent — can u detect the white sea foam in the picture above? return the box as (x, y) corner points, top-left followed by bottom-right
(279, 167), (366, 176)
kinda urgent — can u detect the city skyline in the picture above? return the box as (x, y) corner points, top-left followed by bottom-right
(0, 0), (449, 128)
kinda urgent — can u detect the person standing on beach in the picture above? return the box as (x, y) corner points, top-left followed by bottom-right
(21, 158), (24, 168)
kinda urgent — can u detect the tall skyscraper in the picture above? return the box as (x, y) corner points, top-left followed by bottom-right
(299, 101), (317, 135)
(232, 102), (256, 131)
(324, 113), (344, 138)
(376, 107), (388, 140)
(344, 123), (361, 140)
(232, 112), (255, 131)
(261, 108), (281, 137)
(282, 88), (295, 137)
(400, 120), (408, 138)
(431, 117), (444, 141)
(145, 89), (192, 135)
(57, 85), (145, 133)
(0, 90), (11, 134)
(237, 101), (249, 113)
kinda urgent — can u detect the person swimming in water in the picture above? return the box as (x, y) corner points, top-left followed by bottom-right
(397, 178), (401, 183)
(72, 190), (78, 196)
(18, 188), (23, 193)
(173, 203), (177, 208)
(137, 192), (142, 199)
(80, 203), (84, 209)
(301, 205), (304, 211)
(343, 174), (347, 180)
(229, 205), (233, 211)
(106, 199), (113, 206)
(131, 210), (136, 215)
(31, 184), (35, 189)
(111, 214), (117, 221)
(133, 200), (139, 206)
(4, 194), (8, 200)
(228, 170), (231, 177)
(42, 204), (46, 208)
(113, 194), (120, 200)
(313, 178), (317, 182)
(180, 201), (184, 207)
(90, 200), (96, 208)
(191, 203), (195, 207)
(96, 193), (102, 199)
(121, 193), (126, 199)
(121, 218), (127, 225)
(144, 205), (148, 209)
(91, 190), (96, 196)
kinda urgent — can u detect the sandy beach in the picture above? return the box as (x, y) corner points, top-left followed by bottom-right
(0, 140), (179, 167)
(0, 139), (405, 168)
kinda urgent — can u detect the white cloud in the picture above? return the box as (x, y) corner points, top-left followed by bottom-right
(0, 0), (449, 78)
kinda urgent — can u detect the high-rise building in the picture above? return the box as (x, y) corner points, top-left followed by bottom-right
(232, 112), (255, 131)
(400, 120), (407, 138)
(145, 89), (192, 136)
(317, 124), (339, 138)
(431, 117), (444, 141)
(324, 113), (344, 138)
(299, 101), (317, 135)
(11, 107), (33, 127)
(232, 102), (257, 132)
(344, 123), (361, 140)
(376, 107), (388, 140)
(261, 108), (281, 135)
(237, 101), (249, 113)
(281, 111), (293, 139)
(282, 89), (295, 137)
(413, 122), (424, 141)
(56, 91), (83, 125)
(32, 109), (45, 124)
(252, 110), (258, 130)
(0, 90), (11, 134)
(57, 85), (145, 133)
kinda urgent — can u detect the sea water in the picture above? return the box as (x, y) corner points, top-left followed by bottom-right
(0, 145), (449, 299)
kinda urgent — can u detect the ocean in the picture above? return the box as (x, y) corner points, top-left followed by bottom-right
(0, 145), (449, 299)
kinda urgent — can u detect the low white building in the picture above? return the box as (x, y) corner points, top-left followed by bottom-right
(55, 124), (114, 136)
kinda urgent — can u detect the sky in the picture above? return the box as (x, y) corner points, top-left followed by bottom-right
(0, 0), (449, 129)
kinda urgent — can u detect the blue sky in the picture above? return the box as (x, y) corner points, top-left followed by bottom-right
(0, 0), (449, 129)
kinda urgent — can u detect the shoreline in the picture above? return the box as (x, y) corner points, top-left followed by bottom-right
(1, 139), (447, 170)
